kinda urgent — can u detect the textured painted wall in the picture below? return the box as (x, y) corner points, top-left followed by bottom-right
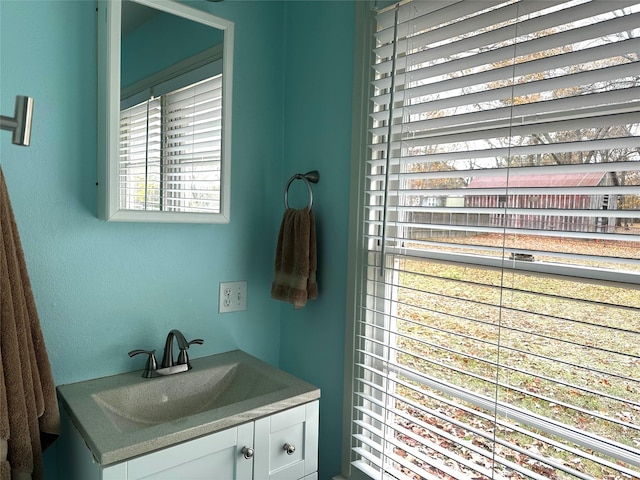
(121, 5), (224, 89)
(280, 2), (355, 479)
(1, 1), (354, 478)
(0, 0), (287, 477)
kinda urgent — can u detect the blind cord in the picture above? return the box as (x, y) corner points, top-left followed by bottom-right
(380, 5), (400, 277)
(144, 99), (151, 210)
(491, 6), (524, 477)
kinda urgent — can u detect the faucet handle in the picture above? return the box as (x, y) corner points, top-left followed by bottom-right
(176, 339), (204, 366)
(128, 349), (158, 377)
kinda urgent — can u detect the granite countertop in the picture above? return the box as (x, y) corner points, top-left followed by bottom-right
(57, 349), (320, 466)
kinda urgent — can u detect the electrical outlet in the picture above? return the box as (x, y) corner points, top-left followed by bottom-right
(219, 281), (247, 313)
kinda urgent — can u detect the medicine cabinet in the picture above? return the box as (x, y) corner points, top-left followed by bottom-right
(97, 0), (234, 223)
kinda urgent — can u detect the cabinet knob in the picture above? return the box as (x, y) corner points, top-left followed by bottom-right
(241, 446), (254, 459)
(283, 443), (296, 455)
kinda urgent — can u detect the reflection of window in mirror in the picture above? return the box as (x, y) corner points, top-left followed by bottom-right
(120, 50), (223, 213)
(119, 2), (225, 214)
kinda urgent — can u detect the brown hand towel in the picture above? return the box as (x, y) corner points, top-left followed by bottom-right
(271, 207), (318, 308)
(0, 166), (59, 480)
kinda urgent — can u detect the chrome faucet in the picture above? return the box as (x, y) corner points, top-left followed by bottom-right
(161, 329), (203, 368)
(129, 329), (203, 378)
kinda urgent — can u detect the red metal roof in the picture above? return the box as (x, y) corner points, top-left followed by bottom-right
(466, 172), (605, 188)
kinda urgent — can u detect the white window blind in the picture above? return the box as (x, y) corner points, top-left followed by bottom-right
(350, 1), (640, 479)
(119, 74), (223, 213)
(119, 97), (161, 210)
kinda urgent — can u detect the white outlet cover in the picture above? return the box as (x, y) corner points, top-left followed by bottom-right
(219, 281), (247, 313)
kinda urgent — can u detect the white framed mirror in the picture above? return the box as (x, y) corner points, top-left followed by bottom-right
(97, 0), (233, 223)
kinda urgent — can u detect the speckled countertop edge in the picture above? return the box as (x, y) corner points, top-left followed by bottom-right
(57, 350), (320, 466)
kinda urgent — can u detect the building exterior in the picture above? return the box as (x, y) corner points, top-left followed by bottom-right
(465, 171), (619, 233)
(408, 171), (620, 240)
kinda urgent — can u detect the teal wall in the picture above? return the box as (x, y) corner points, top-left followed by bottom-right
(280, 2), (354, 477)
(121, 6), (224, 88)
(0, 1), (354, 479)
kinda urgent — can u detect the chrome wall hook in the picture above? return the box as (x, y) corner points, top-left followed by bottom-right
(1, 95), (34, 146)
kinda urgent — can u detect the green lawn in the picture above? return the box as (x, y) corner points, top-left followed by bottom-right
(389, 236), (640, 479)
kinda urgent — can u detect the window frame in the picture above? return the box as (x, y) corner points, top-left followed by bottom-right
(340, 1), (640, 479)
(341, 1), (378, 477)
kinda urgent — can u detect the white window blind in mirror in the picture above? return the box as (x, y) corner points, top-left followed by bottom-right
(119, 98), (161, 210)
(349, 1), (640, 479)
(119, 74), (223, 213)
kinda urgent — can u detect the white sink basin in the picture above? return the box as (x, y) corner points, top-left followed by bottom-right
(57, 350), (320, 465)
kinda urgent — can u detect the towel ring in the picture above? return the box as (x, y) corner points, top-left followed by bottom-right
(284, 170), (320, 209)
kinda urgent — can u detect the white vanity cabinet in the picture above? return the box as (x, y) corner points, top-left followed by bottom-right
(65, 400), (319, 480)
(103, 422), (254, 480)
(58, 350), (320, 480)
(254, 401), (319, 480)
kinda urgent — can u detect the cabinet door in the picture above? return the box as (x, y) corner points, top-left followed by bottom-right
(123, 423), (254, 480)
(254, 401), (319, 480)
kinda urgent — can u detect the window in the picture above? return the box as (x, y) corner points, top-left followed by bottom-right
(119, 97), (161, 210)
(119, 74), (223, 213)
(346, 1), (640, 479)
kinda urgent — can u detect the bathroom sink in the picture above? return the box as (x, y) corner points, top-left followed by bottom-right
(92, 361), (286, 433)
(57, 350), (320, 465)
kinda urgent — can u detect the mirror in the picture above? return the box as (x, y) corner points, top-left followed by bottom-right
(97, 0), (233, 223)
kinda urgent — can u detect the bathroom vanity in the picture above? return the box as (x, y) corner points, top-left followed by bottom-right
(57, 350), (320, 480)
